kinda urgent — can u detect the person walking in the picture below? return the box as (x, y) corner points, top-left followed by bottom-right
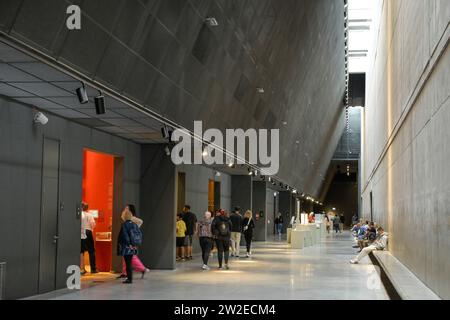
(351, 213), (359, 226)
(333, 214), (341, 233)
(80, 202), (97, 274)
(229, 206), (243, 257)
(198, 211), (214, 270)
(340, 213), (345, 231)
(117, 204), (150, 279)
(117, 209), (142, 284)
(181, 205), (197, 260)
(242, 210), (255, 257)
(211, 210), (232, 269)
(274, 213), (283, 236)
(325, 214), (331, 234)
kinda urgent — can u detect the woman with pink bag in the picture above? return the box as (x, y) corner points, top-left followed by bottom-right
(117, 204), (150, 279)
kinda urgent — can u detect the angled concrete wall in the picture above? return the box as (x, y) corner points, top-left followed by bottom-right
(0, 0), (346, 194)
(362, 0), (450, 299)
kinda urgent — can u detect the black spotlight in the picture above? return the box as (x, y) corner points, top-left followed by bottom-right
(94, 91), (106, 115)
(76, 82), (89, 104)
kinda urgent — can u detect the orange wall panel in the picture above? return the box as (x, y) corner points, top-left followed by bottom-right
(82, 150), (114, 272)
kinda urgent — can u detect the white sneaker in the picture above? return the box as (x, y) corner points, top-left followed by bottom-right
(202, 264), (210, 270)
(350, 259), (358, 264)
(246, 253), (250, 258)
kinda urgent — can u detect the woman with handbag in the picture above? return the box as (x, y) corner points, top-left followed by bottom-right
(242, 210), (255, 257)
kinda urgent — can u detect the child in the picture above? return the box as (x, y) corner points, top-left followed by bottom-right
(176, 213), (187, 261)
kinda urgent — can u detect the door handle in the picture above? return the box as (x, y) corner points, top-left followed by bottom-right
(53, 235), (59, 244)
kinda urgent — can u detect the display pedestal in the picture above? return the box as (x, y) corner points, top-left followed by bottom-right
(290, 221), (326, 249)
(291, 229), (305, 249)
(318, 221), (326, 238)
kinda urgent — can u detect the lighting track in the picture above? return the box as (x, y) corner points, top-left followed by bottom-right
(0, 32), (286, 185)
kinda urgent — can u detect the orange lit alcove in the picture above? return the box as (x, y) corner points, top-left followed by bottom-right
(82, 149), (114, 272)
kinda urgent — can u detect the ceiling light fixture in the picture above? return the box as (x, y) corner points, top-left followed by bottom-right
(76, 82), (88, 104)
(94, 91), (106, 115)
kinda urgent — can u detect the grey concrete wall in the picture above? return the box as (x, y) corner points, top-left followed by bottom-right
(361, 0), (450, 299)
(0, 95), (140, 299)
(176, 164), (232, 254)
(231, 175), (252, 212)
(324, 180), (358, 227)
(252, 181), (267, 241)
(266, 188), (275, 235)
(278, 191), (292, 232)
(140, 145), (176, 269)
(178, 164), (231, 216)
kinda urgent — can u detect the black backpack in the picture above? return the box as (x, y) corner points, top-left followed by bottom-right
(217, 220), (230, 237)
(129, 222), (143, 246)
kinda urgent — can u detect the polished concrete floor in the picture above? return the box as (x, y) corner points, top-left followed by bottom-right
(30, 232), (389, 300)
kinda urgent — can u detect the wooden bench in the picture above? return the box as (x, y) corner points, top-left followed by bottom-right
(371, 250), (440, 300)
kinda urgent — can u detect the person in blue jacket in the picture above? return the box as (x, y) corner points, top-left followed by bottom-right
(117, 209), (140, 284)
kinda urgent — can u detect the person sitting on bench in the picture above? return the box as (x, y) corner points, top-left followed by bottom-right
(350, 227), (388, 264)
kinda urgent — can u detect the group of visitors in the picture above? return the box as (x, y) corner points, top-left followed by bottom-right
(116, 204), (150, 283)
(324, 213), (346, 234)
(274, 213), (284, 235)
(176, 205), (255, 270)
(349, 219), (388, 264)
(80, 202), (149, 284)
(176, 205), (197, 260)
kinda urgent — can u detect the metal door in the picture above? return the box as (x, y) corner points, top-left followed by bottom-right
(38, 138), (60, 293)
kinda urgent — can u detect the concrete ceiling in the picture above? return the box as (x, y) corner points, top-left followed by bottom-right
(0, 42), (166, 144)
(0, 0), (346, 196)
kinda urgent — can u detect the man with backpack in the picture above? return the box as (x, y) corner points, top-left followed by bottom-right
(211, 210), (233, 269)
